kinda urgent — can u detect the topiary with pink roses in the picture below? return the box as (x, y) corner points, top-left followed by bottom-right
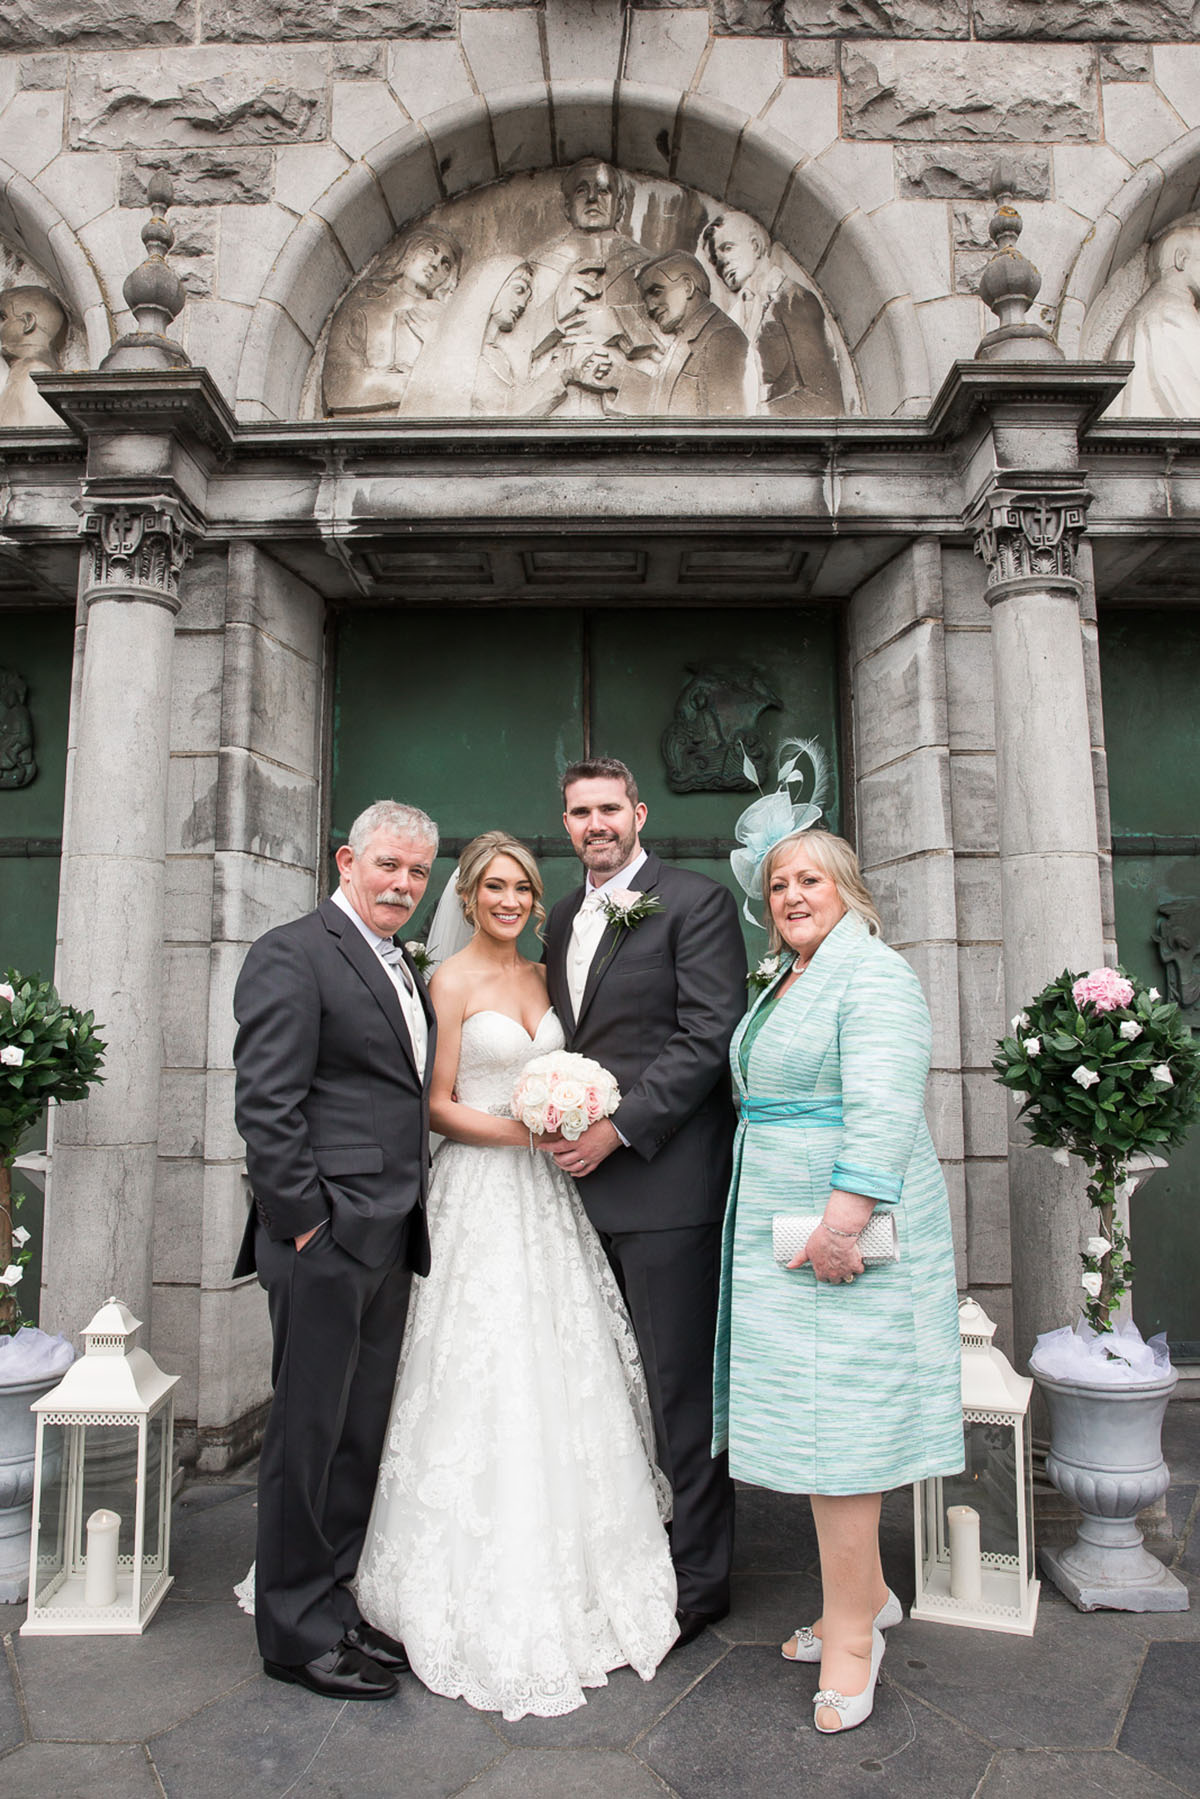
(994, 965), (1200, 1334)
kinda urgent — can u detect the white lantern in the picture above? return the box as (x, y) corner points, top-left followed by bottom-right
(911, 1297), (1040, 1635)
(22, 1298), (178, 1636)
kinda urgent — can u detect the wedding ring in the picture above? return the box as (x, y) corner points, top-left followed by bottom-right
(845, 1275), (855, 1284)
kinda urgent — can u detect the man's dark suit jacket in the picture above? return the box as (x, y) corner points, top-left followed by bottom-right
(232, 896), (433, 1279)
(545, 852), (746, 1234)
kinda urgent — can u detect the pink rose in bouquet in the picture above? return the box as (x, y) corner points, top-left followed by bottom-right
(513, 1051), (621, 1142)
(1072, 968), (1135, 1014)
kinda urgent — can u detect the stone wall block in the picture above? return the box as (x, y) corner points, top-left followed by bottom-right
(387, 39), (474, 119)
(673, 90), (743, 201)
(165, 854), (216, 945)
(461, 6), (547, 92)
(944, 1158), (967, 1287)
(956, 940), (1005, 1067)
(181, 298), (250, 400)
(170, 630), (224, 754)
(857, 747), (953, 865)
(624, 10), (709, 92)
(0, 2), (194, 52)
(205, 941), (247, 1074)
(714, 0), (781, 31)
(1, 89), (66, 180)
(868, 849), (958, 946)
(949, 753), (998, 854)
(162, 945), (211, 1069)
(814, 137), (894, 213)
(1103, 81), (1182, 173)
(235, 299), (319, 418)
(849, 536), (943, 661)
(1102, 43), (1151, 80)
(944, 627), (994, 754)
(699, 38), (784, 118)
(854, 619), (949, 775)
(965, 1158), (1012, 1285)
(212, 203), (293, 310)
(1104, 154), (1168, 281)
(20, 54), (69, 89)
(273, 143), (353, 218)
(151, 1156), (203, 1287)
(550, 80), (618, 166)
(1153, 46), (1200, 131)
(976, 0), (1195, 40)
(167, 752), (219, 855)
(363, 124), (442, 227)
(159, 1068), (206, 1159)
(953, 854), (1001, 942)
(205, 0), (453, 40)
(333, 40), (387, 80)
(216, 745), (318, 868)
(120, 149), (274, 207)
(851, 297), (930, 414)
(423, 97), (501, 198)
(915, 291), (983, 378)
(842, 43), (1099, 142)
(896, 144), (1050, 201)
(196, 1285), (272, 1455)
(725, 122), (801, 229)
(761, 78), (839, 161)
(71, 49), (328, 151)
(785, 0), (968, 32)
(225, 543), (324, 663)
(198, 1164), (254, 1293)
(38, 151), (117, 231)
(875, 196), (952, 300)
(204, 1068), (244, 1163)
(311, 162), (395, 272)
(940, 544), (990, 628)
(212, 851), (316, 948)
(897, 942), (961, 1068)
(149, 1280), (199, 1419)
(259, 213), (352, 345)
(544, 0), (624, 84)
(614, 82), (680, 182)
(961, 1068), (1007, 1159)
(927, 1070), (965, 1161)
(489, 83), (555, 175)
(220, 624), (320, 776)
(772, 153), (853, 272)
(1000, 854), (1105, 1001)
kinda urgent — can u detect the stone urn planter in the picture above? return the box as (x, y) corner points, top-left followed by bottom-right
(0, 1367), (60, 1603)
(1034, 1363), (1187, 1612)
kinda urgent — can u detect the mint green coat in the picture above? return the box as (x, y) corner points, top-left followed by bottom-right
(713, 911), (964, 1495)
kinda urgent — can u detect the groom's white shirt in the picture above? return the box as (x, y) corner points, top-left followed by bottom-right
(332, 884), (428, 1077)
(565, 847), (649, 1021)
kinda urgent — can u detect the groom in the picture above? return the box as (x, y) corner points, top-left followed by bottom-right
(233, 799), (438, 1700)
(545, 757), (746, 1644)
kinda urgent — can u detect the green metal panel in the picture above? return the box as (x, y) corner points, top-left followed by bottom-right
(0, 607), (74, 1326)
(1100, 610), (1200, 1356)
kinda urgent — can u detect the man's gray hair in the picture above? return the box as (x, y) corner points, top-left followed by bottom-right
(347, 800), (439, 859)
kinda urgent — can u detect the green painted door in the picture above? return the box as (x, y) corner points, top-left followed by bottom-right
(1100, 609), (1200, 1357)
(330, 605), (842, 957)
(0, 608), (74, 1326)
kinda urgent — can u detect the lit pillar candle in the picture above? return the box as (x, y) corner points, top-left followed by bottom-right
(84, 1508), (121, 1607)
(947, 1504), (983, 1605)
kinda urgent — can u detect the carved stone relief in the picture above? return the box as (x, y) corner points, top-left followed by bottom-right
(0, 667), (36, 789)
(1155, 896), (1200, 1015)
(1088, 211), (1200, 420)
(973, 488), (1090, 589)
(310, 163), (859, 422)
(661, 664), (780, 793)
(79, 501), (195, 612)
(0, 242), (83, 432)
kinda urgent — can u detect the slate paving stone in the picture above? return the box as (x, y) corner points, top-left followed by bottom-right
(1162, 1406), (1200, 1485)
(151, 1671), (504, 1799)
(461, 1747), (674, 1799)
(15, 1596), (259, 1742)
(642, 1642), (992, 1799)
(0, 1640), (24, 1753)
(496, 1633), (727, 1750)
(976, 1746), (1193, 1798)
(0, 1739), (162, 1797)
(713, 1568), (823, 1646)
(888, 1586), (1148, 1749)
(732, 1482), (817, 1573)
(1117, 1641), (1200, 1797)
(168, 1483), (257, 1603)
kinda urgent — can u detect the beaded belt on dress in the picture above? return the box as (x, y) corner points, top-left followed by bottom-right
(737, 1095), (844, 1127)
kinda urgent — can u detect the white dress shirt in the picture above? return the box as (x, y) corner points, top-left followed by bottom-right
(565, 849), (649, 1020)
(332, 885), (428, 1078)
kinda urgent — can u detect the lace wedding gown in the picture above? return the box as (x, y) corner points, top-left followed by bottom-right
(354, 1007), (679, 1720)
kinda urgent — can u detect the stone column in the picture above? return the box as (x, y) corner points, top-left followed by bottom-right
(974, 481), (1106, 1369)
(41, 496), (196, 1341)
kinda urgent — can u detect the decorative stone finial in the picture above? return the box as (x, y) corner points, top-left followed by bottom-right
(100, 171), (190, 372)
(976, 162), (1063, 363)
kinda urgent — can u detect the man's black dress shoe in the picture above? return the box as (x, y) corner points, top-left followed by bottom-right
(673, 1606), (729, 1650)
(343, 1620), (411, 1673)
(263, 1643), (398, 1700)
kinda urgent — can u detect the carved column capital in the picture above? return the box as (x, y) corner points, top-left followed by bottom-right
(971, 482), (1092, 602)
(78, 494), (200, 613)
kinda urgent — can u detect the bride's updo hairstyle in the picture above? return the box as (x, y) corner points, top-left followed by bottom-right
(760, 829), (882, 953)
(456, 831), (547, 940)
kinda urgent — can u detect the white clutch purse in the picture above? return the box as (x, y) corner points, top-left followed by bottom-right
(772, 1210), (899, 1267)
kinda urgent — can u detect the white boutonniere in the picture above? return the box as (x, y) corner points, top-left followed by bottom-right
(404, 939), (432, 977)
(748, 953), (781, 995)
(600, 888), (664, 931)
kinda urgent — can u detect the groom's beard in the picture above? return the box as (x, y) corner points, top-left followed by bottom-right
(579, 825), (638, 878)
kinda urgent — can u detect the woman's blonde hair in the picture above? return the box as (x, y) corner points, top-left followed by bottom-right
(760, 829), (882, 952)
(455, 831), (546, 940)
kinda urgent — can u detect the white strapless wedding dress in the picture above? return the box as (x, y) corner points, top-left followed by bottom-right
(354, 1008), (679, 1720)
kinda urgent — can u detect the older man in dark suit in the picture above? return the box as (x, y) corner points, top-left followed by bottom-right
(233, 799), (438, 1700)
(544, 758), (746, 1645)
(633, 251), (750, 417)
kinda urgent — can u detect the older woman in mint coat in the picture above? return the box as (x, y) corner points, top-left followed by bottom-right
(713, 830), (962, 1736)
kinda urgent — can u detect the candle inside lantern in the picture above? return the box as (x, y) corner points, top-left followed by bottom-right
(84, 1508), (121, 1608)
(947, 1503), (983, 1604)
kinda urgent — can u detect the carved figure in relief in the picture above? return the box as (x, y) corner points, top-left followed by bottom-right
(661, 664), (780, 793)
(0, 667), (36, 788)
(0, 286), (67, 430)
(322, 229), (461, 416)
(1154, 897), (1200, 1012)
(623, 253), (749, 419)
(700, 212), (841, 418)
(1109, 213), (1200, 419)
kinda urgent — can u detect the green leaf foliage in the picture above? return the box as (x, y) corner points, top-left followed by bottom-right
(0, 969), (107, 1166)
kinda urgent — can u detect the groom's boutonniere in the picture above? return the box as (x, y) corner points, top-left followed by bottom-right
(404, 939), (433, 977)
(748, 953), (782, 995)
(600, 888), (664, 932)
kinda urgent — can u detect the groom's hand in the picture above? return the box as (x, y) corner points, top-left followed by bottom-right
(552, 1119), (621, 1179)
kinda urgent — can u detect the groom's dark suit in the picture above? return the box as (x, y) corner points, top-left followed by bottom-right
(233, 896), (434, 1666)
(546, 852), (745, 1615)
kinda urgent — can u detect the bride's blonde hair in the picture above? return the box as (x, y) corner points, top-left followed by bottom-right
(456, 831), (546, 940)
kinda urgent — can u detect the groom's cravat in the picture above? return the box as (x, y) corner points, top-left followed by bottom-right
(378, 940), (415, 993)
(377, 941), (428, 1076)
(567, 888), (608, 1019)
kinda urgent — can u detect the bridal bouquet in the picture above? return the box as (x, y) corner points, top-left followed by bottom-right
(512, 1052), (621, 1142)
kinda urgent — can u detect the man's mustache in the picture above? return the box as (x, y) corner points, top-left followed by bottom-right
(377, 891), (414, 908)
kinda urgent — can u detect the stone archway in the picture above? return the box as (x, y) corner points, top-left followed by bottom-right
(234, 81), (930, 422)
(0, 158), (113, 365)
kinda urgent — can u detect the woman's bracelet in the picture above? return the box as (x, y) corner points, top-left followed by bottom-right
(822, 1221), (862, 1240)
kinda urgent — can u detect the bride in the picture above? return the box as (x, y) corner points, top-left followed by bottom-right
(353, 830), (679, 1719)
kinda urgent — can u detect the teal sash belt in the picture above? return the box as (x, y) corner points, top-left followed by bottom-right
(738, 1095), (843, 1127)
